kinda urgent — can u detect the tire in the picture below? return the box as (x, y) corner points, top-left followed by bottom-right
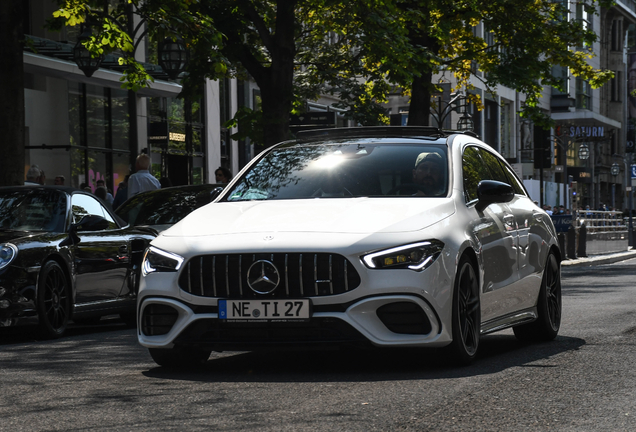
(514, 252), (562, 342)
(37, 261), (71, 339)
(148, 346), (212, 369)
(446, 255), (481, 365)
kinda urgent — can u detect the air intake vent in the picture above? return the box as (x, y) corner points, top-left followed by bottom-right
(179, 253), (361, 298)
(141, 304), (179, 336)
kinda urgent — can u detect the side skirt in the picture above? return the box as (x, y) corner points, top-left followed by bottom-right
(480, 307), (537, 335)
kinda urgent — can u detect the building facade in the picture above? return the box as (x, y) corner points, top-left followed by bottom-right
(22, 0), (240, 195)
(385, 1), (636, 214)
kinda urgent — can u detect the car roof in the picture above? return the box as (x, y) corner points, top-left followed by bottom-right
(0, 185), (79, 193)
(295, 126), (479, 143)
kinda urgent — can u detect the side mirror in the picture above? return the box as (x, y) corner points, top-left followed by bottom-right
(72, 214), (110, 232)
(475, 180), (514, 212)
(209, 186), (224, 201)
(61, 215), (107, 246)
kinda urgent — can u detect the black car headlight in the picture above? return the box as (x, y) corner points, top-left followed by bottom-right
(0, 243), (18, 271)
(142, 246), (184, 275)
(361, 240), (444, 271)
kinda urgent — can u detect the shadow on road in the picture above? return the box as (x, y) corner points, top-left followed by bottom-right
(143, 333), (585, 383)
(0, 317), (132, 346)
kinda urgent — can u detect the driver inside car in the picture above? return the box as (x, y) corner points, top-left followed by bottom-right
(412, 152), (445, 196)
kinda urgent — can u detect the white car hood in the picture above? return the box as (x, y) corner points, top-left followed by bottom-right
(162, 198), (456, 237)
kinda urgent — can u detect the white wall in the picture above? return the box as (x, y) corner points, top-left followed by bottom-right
(524, 179), (570, 209)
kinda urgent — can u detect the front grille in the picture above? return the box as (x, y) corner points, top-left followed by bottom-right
(179, 253), (361, 299)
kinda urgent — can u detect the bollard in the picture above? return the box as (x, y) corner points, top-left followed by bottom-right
(558, 232), (566, 258)
(577, 223), (587, 257)
(567, 224), (577, 259)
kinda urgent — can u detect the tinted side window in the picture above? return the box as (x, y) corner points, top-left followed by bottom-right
(72, 194), (117, 229)
(501, 163), (526, 196)
(479, 149), (510, 184)
(462, 146), (491, 203)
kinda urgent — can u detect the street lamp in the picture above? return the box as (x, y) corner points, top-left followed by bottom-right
(157, 37), (188, 80)
(72, 5), (188, 81)
(72, 25), (103, 78)
(429, 90), (474, 132)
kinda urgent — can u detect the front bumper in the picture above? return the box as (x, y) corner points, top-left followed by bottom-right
(0, 266), (38, 326)
(138, 294), (451, 351)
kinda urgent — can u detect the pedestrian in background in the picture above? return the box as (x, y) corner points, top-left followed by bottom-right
(112, 175), (130, 210)
(94, 186), (113, 211)
(128, 154), (161, 198)
(54, 175), (65, 185)
(215, 166), (232, 184)
(96, 179), (114, 205)
(25, 165), (45, 185)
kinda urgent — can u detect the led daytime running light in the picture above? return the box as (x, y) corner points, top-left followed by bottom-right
(362, 241), (443, 271)
(142, 246), (184, 275)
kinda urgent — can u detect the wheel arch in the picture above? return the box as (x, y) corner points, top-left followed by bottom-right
(456, 245), (480, 291)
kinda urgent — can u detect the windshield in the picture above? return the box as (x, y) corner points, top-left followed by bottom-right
(0, 189), (67, 232)
(224, 142), (448, 201)
(116, 186), (218, 226)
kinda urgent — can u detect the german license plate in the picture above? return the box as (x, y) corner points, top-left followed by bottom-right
(218, 299), (311, 322)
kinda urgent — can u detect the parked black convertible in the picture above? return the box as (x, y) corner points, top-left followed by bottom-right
(0, 186), (156, 338)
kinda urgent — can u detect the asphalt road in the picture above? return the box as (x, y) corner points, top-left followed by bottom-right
(1, 259), (636, 431)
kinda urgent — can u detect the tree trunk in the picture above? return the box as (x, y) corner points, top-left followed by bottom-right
(407, 70), (433, 127)
(0, 0), (25, 186)
(258, 0), (296, 148)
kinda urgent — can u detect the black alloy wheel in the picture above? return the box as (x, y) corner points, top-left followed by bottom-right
(513, 252), (562, 341)
(446, 255), (480, 365)
(37, 261), (71, 338)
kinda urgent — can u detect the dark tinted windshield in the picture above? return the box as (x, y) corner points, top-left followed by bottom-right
(0, 189), (67, 232)
(116, 186), (219, 226)
(224, 142), (448, 201)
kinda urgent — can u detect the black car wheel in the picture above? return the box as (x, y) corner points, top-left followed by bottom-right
(513, 252), (561, 342)
(148, 346), (212, 369)
(446, 255), (480, 365)
(37, 261), (71, 339)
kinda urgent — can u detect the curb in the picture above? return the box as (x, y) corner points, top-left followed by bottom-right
(561, 249), (636, 267)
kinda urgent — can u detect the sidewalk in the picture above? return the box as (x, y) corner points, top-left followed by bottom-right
(561, 248), (636, 267)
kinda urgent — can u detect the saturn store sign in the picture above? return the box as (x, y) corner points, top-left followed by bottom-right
(556, 125), (605, 138)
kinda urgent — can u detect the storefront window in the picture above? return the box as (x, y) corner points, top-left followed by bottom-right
(86, 85), (108, 149)
(146, 95), (206, 185)
(111, 89), (129, 151)
(71, 148), (86, 188)
(66, 82), (131, 191)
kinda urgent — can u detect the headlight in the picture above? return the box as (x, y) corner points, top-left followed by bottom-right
(361, 240), (444, 271)
(142, 246), (184, 276)
(0, 244), (18, 271)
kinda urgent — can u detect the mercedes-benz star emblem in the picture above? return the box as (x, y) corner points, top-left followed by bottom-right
(247, 260), (280, 294)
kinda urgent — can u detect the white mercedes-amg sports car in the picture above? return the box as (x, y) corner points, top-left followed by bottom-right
(138, 127), (562, 367)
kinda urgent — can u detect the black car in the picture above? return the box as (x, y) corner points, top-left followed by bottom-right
(0, 186), (156, 338)
(114, 184), (224, 233)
